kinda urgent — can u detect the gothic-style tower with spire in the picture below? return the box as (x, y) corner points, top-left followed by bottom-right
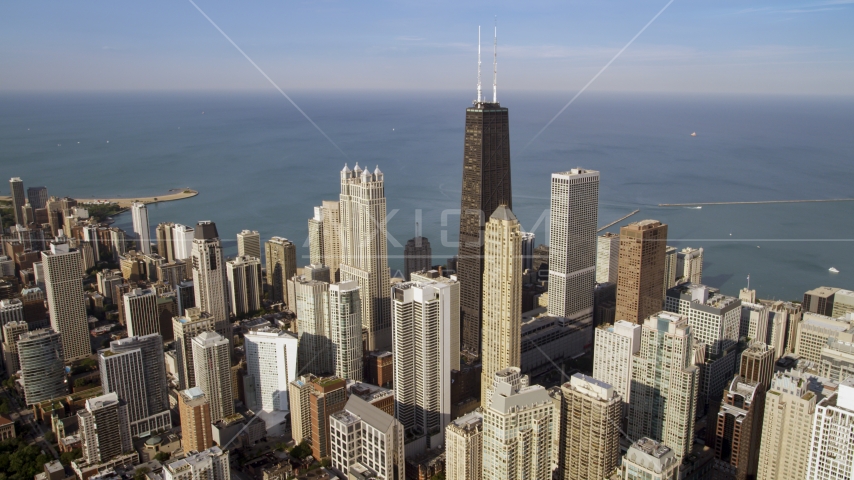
(457, 25), (512, 358)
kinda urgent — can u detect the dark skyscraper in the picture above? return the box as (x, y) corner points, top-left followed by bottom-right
(457, 27), (512, 356)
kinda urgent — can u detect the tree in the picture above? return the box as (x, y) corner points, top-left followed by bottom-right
(133, 467), (150, 480)
(43, 431), (55, 443)
(289, 441), (311, 460)
(155, 451), (171, 462)
(59, 448), (82, 466)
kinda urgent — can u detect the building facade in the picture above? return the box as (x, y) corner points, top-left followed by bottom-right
(178, 387), (214, 453)
(123, 288), (160, 337)
(403, 236), (432, 281)
(131, 202), (151, 254)
(244, 326), (298, 412)
(42, 241), (91, 361)
(191, 222), (230, 340)
(17, 328), (66, 405)
(445, 411), (482, 480)
(236, 230), (261, 260)
(806, 380), (854, 480)
(593, 320), (641, 415)
(615, 220), (668, 324)
(558, 374), (621, 480)
(756, 370), (817, 480)
(226, 255), (262, 317)
(192, 331), (234, 422)
(330, 395), (405, 480)
(329, 281), (363, 382)
(265, 236), (297, 308)
(596, 232), (620, 284)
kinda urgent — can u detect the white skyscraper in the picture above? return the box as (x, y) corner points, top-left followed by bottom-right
(226, 255), (262, 317)
(628, 312), (699, 461)
(548, 168), (599, 323)
(123, 288), (160, 338)
(482, 367), (554, 480)
(244, 326), (299, 412)
(807, 380), (854, 480)
(339, 164), (391, 351)
(236, 229), (261, 260)
(596, 232), (620, 284)
(391, 279), (457, 451)
(172, 224), (194, 261)
(42, 241), (91, 361)
(290, 275), (333, 375)
(131, 202), (151, 254)
(327, 280), (363, 381)
(593, 320), (642, 415)
(163, 446), (230, 480)
(330, 395), (405, 480)
(172, 307), (214, 390)
(191, 221), (230, 341)
(192, 331), (234, 422)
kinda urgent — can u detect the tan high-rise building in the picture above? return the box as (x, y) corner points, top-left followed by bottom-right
(756, 370), (817, 480)
(712, 376), (765, 480)
(191, 221), (230, 342)
(308, 208), (325, 267)
(123, 288), (160, 338)
(480, 206), (522, 406)
(173, 307), (214, 390)
(321, 200), (342, 282)
(288, 375), (315, 445)
(339, 164), (392, 351)
(236, 230), (261, 260)
(309, 376), (348, 460)
(42, 241), (91, 361)
(191, 331), (234, 423)
(265, 237), (297, 308)
(178, 387), (213, 453)
(445, 411), (483, 480)
(558, 374), (621, 480)
(615, 220), (668, 324)
(739, 342), (775, 390)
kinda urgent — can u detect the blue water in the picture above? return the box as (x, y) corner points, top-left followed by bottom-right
(2, 91), (852, 301)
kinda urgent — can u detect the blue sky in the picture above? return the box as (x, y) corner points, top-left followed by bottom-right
(1, 0), (852, 94)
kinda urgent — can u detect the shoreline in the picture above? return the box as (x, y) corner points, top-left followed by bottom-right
(0, 189), (199, 209)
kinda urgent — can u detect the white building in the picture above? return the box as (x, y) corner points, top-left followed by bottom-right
(596, 233), (620, 284)
(330, 395), (405, 480)
(244, 326), (298, 412)
(621, 437), (679, 480)
(131, 202), (151, 254)
(192, 331), (233, 422)
(172, 307), (214, 390)
(593, 320), (641, 415)
(289, 275), (332, 375)
(0, 298), (24, 327)
(339, 164), (392, 351)
(123, 288), (159, 338)
(42, 241), (91, 361)
(2, 320), (28, 375)
(482, 367), (554, 480)
(78, 392), (133, 465)
(676, 247), (703, 285)
(163, 446), (230, 480)
(226, 255), (262, 317)
(191, 221), (230, 340)
(807, 380), (854, 479)
(236, 229), (261, 260)
(521, 232), (536, 272)
(329, 280), (363, 382)
(391, 279), (456, 452)
(445, 411), (483, 480)
(547, 168), (599, 324)
(172, 224), (195, 261)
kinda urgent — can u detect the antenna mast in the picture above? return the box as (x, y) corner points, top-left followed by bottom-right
(477, 26), (482, 103)
(492, 20), (497, 103)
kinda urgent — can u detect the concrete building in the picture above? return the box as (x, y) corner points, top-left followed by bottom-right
(676, 247), (703, 285)
(712, 376), (764, 480)
(521, 231), (535, 272)
(663, 245), (678, 294)
(329, 280), (363, 382)
(403, 236), (432, 281)
(558, 374), (621, 480)
(2, 320), (28, 374)
(171, 223), (194, 261)
(330, 395), (405, 480)
(309, 376), (348, 460)
(596, 232), (620, 284)
(628, 312), (699, 460)
(123, 288), (159, 338)
(131, 202), (151, 254)
(226, 255), (262, 317)
(155, 222), (176, 262)
(480, 206), (522, 406)
(321, 200), (342, 282)
(803, 286), (839, 317)
(391, 280), (456, 452)
(806, 380), (854, 479)
(17, 328), (66, 405)
(42, 241), (90, 361)
(289, 275), (332, 376)
(547, 169), (599, 327)
(665, 284), (741, 408)
(265, 236), (297, 308)
(593, 320), (641, 415)
(0, 298), (24, 326)
(99, 334), (171, 437)
(831, 289), (854, 318)
(482, 367), (554, 480)
(308, 207), (325, 267)
(303, 263), (331, 283)
(615, 220), (668, 324)
(244, 326), (298, 412)
(163, 446), (230, 480)
(191, 222), (230, 341)
(444, 411), (483, 480)
(78, 392), (133, 465)
(192, 331), (234, 422)
(756, 370), (817, 480)
(9, 178), (25, 225)
(173, 307), (214, 390)
(739, 342), (775, 390)
(621, 437), (679, 480)
(818, 337), (854, 382)
(762, 300), (802, 356)
(339, 164), (392, 351)
(795, 312), (854, 364)
(288, 375), (314, 445)
(410, 270), (461, 371)
(237, 230), (261, 260)
(27, 185), (48, 210)
(178, 387), (214, 454)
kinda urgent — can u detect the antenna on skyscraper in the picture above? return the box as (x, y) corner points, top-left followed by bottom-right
(477, 26), (482, 103)
(493, 19), (497, 103)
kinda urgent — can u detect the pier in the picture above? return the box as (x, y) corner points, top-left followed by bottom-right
(598, 209), (640, 233)
(658, 198), (854, 207)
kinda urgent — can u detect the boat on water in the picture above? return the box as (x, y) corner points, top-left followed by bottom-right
(691, 132), (697, 137)
(830, 267), (840, 273)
